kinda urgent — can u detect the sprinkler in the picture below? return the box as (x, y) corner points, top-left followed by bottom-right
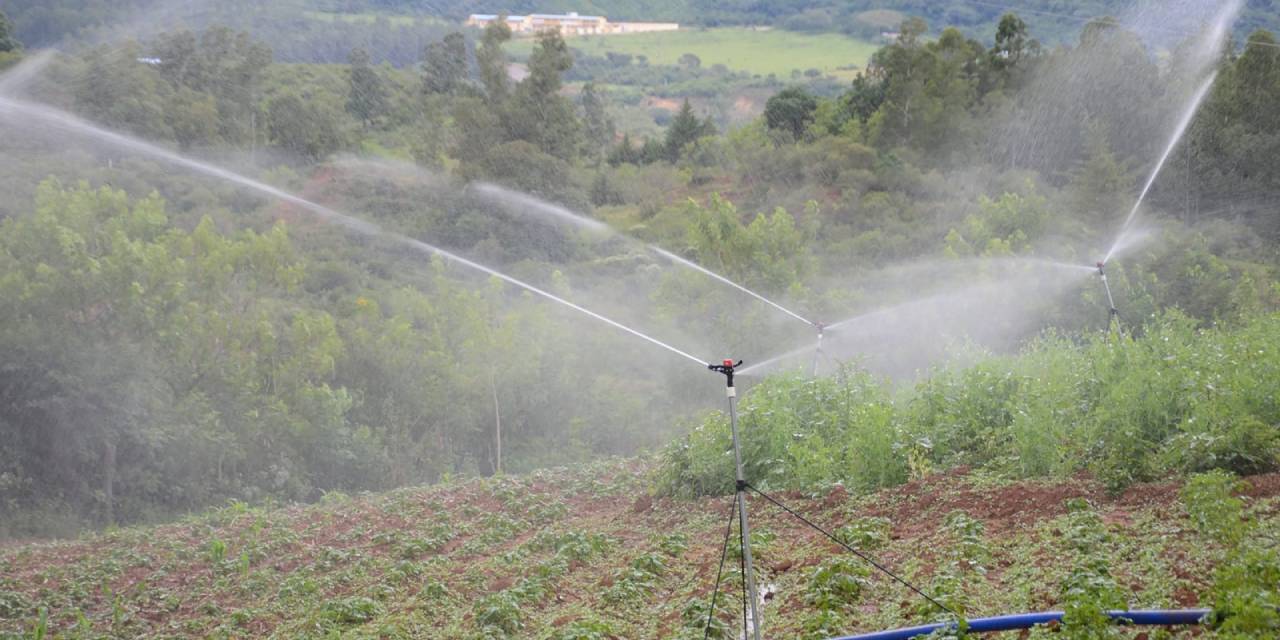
(707, 358), (763, 640)
(1096, 262), (1120, 328)
(811, 321), (826, 377)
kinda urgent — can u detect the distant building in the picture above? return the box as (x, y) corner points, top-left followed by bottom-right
(466, 12), (678, 36)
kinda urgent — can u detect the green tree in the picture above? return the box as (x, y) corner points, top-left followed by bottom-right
(579, 82), (615, 161)
(267, 92), (345, 162)
(664, 98), (707, 162)
(866, 22), (985, 154)
(0, 8), (21, 53)
(151, 27), (272, 146)
(165, 87), (221, 150)
(74, 42), (170, 139)
(504, 29), (579, 161)
(423, 31), (468, 96)
(476, 18), (512, 101)
(990, 13), (1038, 76)
(764, 87), (819, 141)
(1066, 125), (1135, 230)
(346, 47), (388, 127)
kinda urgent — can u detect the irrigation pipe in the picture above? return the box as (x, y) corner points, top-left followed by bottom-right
(827, 609), (1211, 640)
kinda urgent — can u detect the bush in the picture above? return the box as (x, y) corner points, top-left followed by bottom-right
(656, 313), (1280, 499)
(655, 366), (906, 498)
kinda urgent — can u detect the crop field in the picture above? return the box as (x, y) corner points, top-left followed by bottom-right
(510, 28), (879, 81)
(2, 459), (1277, 638)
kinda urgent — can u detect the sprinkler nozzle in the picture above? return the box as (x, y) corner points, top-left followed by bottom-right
(709, 359), (741, 373)
(709, 359), (742, 386)
(813, 321), (825, 335)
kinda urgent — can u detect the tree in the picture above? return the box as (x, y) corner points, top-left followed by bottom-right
(75, 42), (170, 139)
(423, 31), (468, 96)
(1066, 125), (1134, 230)
(267, 93), (345, 162)
(678, 52), (701, 69)
(990, 12), (1039, 76)
(165, 87), (221, 149)
(580, 82), (615, 161)
(347, 47), (388, 127)
(150, 27), (272, 146)
(0, 9), (20, 53)
(664, 98), (705, 162)
(764, 87), (819, 140)
(503, 29), (579, 161)
(476, 18), (512, 101)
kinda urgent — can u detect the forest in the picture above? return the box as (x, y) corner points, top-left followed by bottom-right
(0, 0), (1277, 545)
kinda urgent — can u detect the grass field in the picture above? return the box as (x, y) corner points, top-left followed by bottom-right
(511, 27), (880, 80)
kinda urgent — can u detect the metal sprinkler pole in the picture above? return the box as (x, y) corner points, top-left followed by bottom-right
(709, 359), (763, 640)
(1096, 262), (1119, 330)
(811, 322), (825, 378)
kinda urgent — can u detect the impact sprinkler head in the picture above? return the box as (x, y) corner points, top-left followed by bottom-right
(1096, 261), (1106, 275)
(813, 321), (826, 336)
(708, 359), (743, 386)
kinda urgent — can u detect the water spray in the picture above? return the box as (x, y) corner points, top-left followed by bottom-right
(0, 94), (712, 369)
(468, 184), (834, 364)
(707, 358), (763, 640)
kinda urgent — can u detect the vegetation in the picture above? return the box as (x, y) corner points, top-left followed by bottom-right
(1, 460), (1277, 638)
(508, 28), (881, 81)
(658, 312), (1280, 497)
(1, 0), (1278, 575)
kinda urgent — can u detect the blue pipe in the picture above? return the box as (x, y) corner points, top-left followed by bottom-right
(828, 609), (1211, 640)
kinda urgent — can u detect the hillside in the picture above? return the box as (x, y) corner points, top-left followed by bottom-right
(7, 0), (1280, 56)
(2, 460), (1278, 638)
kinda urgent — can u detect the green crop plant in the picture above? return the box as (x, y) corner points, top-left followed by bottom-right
(551, 617), (616, 640)
(942, 511), (989, 573)
(419, 579), (449, 601)
(1058, 499), (1124, 638)
(1182, 470), (1250, 546)
(679, 597), (733, 640)
(1207, 546), (1280, 637)
(473, 591), (523, 636)
(834, 517), (891, 551)
(205, 538), (227, 565)
(0, 591), (30, 619)
(320, 596), (384, 625)
(658, 532), (689, 557)
(603, 554), (665, 605)
(806, 557), (869, 612)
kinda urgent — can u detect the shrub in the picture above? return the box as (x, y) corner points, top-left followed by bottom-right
(655, 367), (906, 498)
(656, 313), (1280, 499)
(806, 557), (869, 612)
(1182, 470), (1249, 545)
(320, 596), (383, 625)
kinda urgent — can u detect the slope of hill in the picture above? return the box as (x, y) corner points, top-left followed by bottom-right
(7, 0), (1280, 53)
(2, 460), (1277, 638)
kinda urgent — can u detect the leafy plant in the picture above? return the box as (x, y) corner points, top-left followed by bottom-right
(806, 557), (869, 612)
(1182, 470), (1249, 545)
(834, 516), (891, 551)
(473, 592), (522, 636)
(320, 596), (384, 625)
